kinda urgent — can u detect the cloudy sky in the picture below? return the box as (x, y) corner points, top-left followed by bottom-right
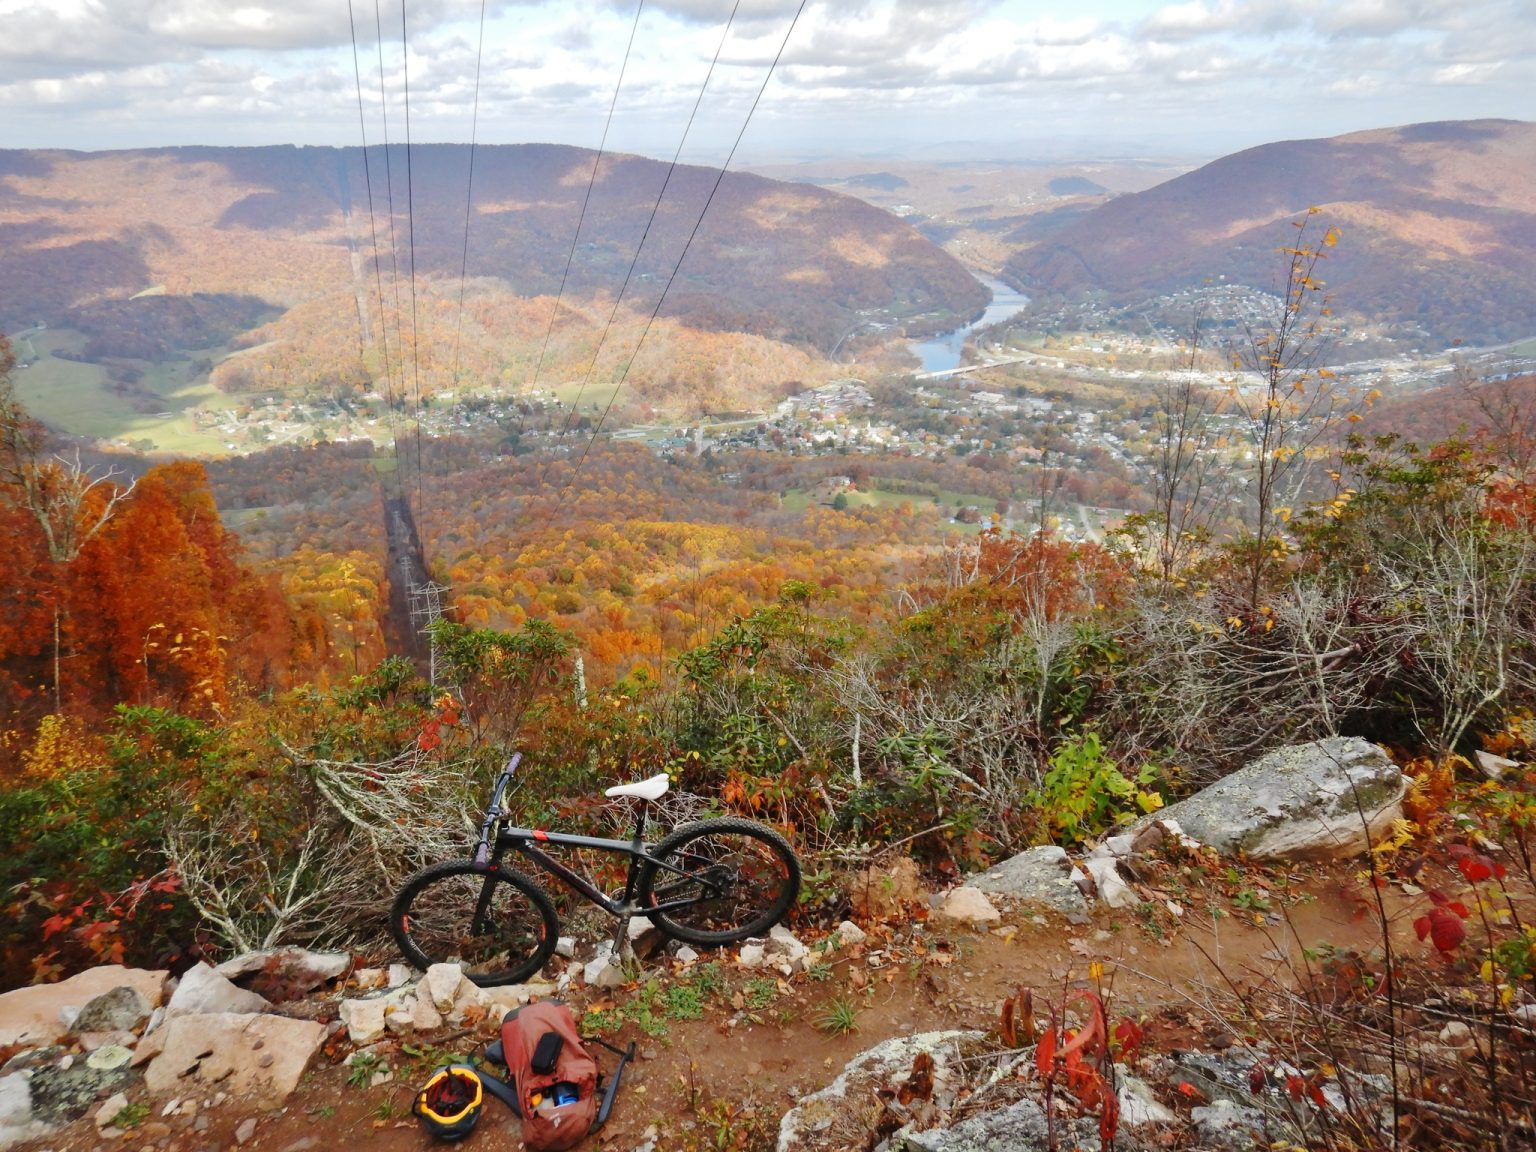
(2, 0), (1532, 163)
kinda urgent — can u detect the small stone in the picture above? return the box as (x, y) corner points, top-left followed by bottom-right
(387, 964), (414, 988)
(143, 1120), (173, 1138)
(1476, 750), (1520, 781)
(639, 1047), (659, 1061)
(424, 964), (466, 1013)
(235, 1117), (257, 1143)
(96, 1092), (130, 1128)
(737, 943), (767, 968)
(554, 937), (576, 959)
(674, 945), (699, 964)
(1439, 1020), (1476, 1054)
(351, 968), (386, 990)
(937, 887), (1001, 925)
(258, 1054), (275, 1068)
(832, 920), (866, 948)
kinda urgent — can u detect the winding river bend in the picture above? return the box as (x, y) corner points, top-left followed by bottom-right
(910, 274), (1030, 373)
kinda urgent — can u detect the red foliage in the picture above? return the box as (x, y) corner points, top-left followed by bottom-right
(1414, 903), (1469, 954)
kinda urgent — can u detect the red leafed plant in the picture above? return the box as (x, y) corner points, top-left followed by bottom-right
(1414, 890), (1470, 955)
(1448, 842), (1506, 884)
(1034, 989), (1120, 1150)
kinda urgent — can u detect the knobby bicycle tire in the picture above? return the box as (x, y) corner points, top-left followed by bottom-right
(390, 861), (560, 987)
(637, 818), (801, 946)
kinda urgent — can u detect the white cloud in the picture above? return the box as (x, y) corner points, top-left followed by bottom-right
(0, 0), (1531, 156)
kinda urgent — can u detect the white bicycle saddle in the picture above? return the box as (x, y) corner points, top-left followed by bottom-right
(604, 773), (671, 801)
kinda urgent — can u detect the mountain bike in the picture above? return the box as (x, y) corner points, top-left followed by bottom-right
(390, 753), (802, 986)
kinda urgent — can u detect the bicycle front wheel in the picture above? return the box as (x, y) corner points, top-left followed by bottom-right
(638, 818), (801, 947)
(390, 861), (559, 987)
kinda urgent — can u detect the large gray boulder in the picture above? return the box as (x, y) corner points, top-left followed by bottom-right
(966, 846), (1090, 920)
(1145, 738), (1404, 861)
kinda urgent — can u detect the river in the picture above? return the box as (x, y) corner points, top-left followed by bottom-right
(909, 274), (1030, 374)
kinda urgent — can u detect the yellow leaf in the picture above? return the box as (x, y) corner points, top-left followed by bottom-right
(1324, 227), (1341, 247)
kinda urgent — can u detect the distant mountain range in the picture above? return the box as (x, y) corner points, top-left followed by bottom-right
(0, 144), (986, 350)
(1006, 119), (1536, 347)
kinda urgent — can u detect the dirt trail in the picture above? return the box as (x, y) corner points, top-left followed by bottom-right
(26, 867), (1420, 1152)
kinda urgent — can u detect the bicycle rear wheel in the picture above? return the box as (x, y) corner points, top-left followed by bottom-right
(637, 818), (801, 947)
(390, 861), (559, 987)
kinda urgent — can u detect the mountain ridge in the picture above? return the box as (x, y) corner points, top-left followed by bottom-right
(1005, 118), (1536, 346)
(0, 143), (988, 350)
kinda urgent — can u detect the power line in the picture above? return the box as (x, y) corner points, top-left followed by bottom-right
(346, 0), (404, 500)
(399, 0), (425, 533)
(451, 0), (489, 385)
(549, 0), (745, 460)
(373, 0), (407, 422)
(524, 0), (647, 405)
(561, 0), (809, 499)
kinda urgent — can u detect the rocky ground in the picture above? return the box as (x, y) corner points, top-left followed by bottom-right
(2, 737), (1527, 1151)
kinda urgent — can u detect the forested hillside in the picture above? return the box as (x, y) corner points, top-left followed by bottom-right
(1007, 119), (1536, 346)
(0, 144), (986, 430)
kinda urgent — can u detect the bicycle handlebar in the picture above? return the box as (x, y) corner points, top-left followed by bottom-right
(473, 753), (522, 864)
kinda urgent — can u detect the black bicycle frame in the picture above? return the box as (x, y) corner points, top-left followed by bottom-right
(469, 755), (719, 919)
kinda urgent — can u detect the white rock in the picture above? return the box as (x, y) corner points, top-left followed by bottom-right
(555, 937), (576, 959)
(832, 921), (866, 948)
(95, 1092), (130, 1129)
(166, 963), (270, 1019)
(388, 964), (414, 988)
(1118, 1072), (1177, 1127)
(423, 964), (466, 1013)
(484, 987), (534, 1022)
(967, 847), (1090, 920)
(384, 1000), (417, 1035)
(1477, 750), (1520, 781)
(937, 886), (1001, 925)
(583, 943), (626, 989)
(351, 968), (387, 990)
(235, 1116), (258, 1144)
(737, 942), (767, 969)
(409, 995), (443, 1033)
(674, 946), (699, 964)
(450, 982), (491, 1023)
(1083, 857), (1143, 909)
(339, 998), (389, 1044)
(0, 1073), (47, 1150)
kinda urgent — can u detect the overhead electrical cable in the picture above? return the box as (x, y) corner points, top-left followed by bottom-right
(548, 0), (744, 460)
(523, 0), (647, 410)
(346, 0), (405, 499)
(451, 0), (489, 384)
(559, 0), (808, 500)
(373, 0), (408, 422)
(399, 0), (426, 529)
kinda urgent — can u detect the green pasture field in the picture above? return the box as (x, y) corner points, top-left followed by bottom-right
(13, 329), (242, 455)
(782, 482), (1008, 532)
(546, 379), (625, 414)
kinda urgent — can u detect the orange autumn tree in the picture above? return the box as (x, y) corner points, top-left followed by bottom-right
(66, 461), (295, 714)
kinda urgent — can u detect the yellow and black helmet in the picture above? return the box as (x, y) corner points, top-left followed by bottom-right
(413, 1063), (485, 1141)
